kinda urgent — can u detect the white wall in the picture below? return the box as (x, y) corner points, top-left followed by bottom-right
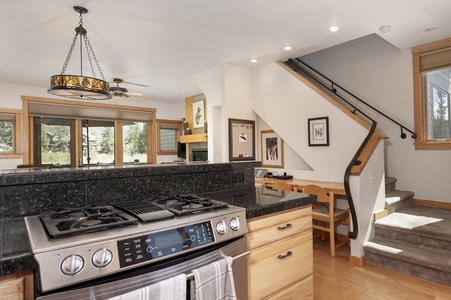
(350, 141), (386, 257)
(0, 82), (184, 168)
(194, 65), (224, 163)
(252, 62), (368, 182)
(195, 64), (255, 162)
(300, 34), (451, 203)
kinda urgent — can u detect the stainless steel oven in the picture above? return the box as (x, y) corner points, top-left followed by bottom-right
(25, 195), (249, 299)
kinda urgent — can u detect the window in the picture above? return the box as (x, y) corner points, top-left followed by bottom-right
(33, 117), (73, 166)
(123, 122), (147, 163)
(22, 96), (156, 166)
(82, 120), (115, 165)
(0, 109), (22, 157)
(157, 119), (182, 155)
(412, 38), (451, 150)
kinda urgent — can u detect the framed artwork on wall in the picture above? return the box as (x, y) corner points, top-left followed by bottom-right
(192, 100), (205, 128)
(228, 118), (255, 161)
(308, 116), (329, 146)
(261, 130), (284, 168)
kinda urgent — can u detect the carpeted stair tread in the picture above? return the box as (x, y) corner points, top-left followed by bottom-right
(384, 190), (415, 205)
(375, 205), (451, 241)
(364, 238), (451, 273)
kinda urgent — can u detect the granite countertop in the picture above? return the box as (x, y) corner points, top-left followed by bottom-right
(0, 187), (316, 277)
(201, 187), (316, 219)
(0, 218), (35, 276)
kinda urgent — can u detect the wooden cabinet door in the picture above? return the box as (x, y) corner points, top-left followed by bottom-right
(0, 271), (33, 300)
(248, 231), (312, 300)
(265, 276), (313, 300)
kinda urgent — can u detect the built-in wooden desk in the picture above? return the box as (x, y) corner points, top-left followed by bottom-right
(255, 177), (346, 196)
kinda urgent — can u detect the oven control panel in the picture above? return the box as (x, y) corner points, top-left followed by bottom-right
(117, 221), (215, 268)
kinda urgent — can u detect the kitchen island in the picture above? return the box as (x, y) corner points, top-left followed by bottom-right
(0, 162), (315, 299)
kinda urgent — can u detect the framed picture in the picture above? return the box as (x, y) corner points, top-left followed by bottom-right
(228, 118), (255, 161)
(308, 116), (329, 146)
(192, 100), (205, 128)
(261, 130), (284, 168)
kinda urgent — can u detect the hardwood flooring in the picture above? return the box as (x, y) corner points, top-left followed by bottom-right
(313, 239), (451, 300)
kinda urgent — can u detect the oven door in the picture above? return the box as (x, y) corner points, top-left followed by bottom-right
(36, 237), (248, 300)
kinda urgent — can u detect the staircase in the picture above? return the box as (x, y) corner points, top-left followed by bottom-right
(364, 177), (451, 287)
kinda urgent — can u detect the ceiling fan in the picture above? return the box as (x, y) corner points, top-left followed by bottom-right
(109, 78), (149, 101)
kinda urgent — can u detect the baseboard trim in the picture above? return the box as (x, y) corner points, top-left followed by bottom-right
(412, 198), (451, 210)
(349, 254), (365, 266)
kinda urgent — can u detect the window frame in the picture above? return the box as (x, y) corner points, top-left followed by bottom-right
(22, 96), (157, 166)
(0, 108), (23, 158)
(156, 119), (182, 155)
(412, 37), (451, 150)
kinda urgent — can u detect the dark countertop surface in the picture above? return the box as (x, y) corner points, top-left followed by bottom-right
(0, 187), (315, 277)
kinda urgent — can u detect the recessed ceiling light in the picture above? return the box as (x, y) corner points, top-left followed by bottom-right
(328, 25), (340, 32)
(379, 25), (391, 33)
(283, 46), (293, 51)
(250, 59), (258, 63)
(424, 25), (438, 32)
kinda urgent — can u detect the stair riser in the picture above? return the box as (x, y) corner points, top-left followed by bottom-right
(385, 177), (397, 193)
(365, 251), (451, 287)
(374, 226), (451, 253)
(386, 198), (412, 214)
(385, 182), (396, 193)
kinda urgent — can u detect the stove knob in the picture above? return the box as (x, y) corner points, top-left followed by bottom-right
(61, 255), (84, 275)
(230, 217), (240, 231)
(92, 248), (113, 268)
(216, 220), (228, 235)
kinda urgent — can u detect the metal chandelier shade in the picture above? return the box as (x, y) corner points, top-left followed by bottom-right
(48, 6), (111, 100)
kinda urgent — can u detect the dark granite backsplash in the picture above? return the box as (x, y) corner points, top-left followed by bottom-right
(0, 161), (261, 220)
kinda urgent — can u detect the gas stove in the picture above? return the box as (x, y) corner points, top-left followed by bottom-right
(25, 194), (248, 293)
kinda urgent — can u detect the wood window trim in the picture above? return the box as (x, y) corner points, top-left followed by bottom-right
(156, 119), (182, 155)
(0, 108), (23, 158)
(21, 95), (157, 165)
(412, 37), (451, 150)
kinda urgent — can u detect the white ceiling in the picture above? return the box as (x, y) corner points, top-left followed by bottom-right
(1, 0), (450, 103)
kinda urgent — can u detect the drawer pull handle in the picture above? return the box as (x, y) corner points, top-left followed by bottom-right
(277, 224), (292, 230)
(278, 251), (293, 259)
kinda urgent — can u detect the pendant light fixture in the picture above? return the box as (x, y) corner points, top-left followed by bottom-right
(48, 6), (111, 100)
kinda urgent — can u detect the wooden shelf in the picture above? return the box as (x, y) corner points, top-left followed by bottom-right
(180, 133), (207, 143)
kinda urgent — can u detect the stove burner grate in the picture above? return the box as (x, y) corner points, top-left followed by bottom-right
(40, 205), (138, 239)
(152, 194), (229, 216)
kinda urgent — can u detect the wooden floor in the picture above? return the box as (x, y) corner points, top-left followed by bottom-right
(313, 239), (451, 300)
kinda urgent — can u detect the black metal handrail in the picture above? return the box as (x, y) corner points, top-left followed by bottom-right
(289, 58), (417, 140)
(285, 58), (416, 239)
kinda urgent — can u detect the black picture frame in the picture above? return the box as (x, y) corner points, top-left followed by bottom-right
(228, 118), (255, 161)
(308, 116), (329, 146)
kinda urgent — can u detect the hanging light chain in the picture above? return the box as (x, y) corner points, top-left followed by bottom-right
(60, 33), (78, 75)
(58, 8), (107, 81)
(83, 34), (107, 81)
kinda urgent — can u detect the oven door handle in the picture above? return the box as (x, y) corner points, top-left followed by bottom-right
(186, 250), (251, 280)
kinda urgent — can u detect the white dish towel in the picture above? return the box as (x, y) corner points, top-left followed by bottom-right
(106, 273), (186, 300)
(190, 256), (237, 300)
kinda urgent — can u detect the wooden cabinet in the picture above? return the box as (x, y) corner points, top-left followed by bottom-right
(0, 270), (34, 300)
(247, 206), (313, 300)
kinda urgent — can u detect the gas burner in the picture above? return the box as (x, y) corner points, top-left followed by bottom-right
(152, 194), (229, 216)
(40, 205), (138, 239)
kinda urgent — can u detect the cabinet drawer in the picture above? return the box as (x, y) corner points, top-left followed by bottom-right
(247, 206), (312, 249)
(248, 231), (312, 300)
(265, 276), (313, 300)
